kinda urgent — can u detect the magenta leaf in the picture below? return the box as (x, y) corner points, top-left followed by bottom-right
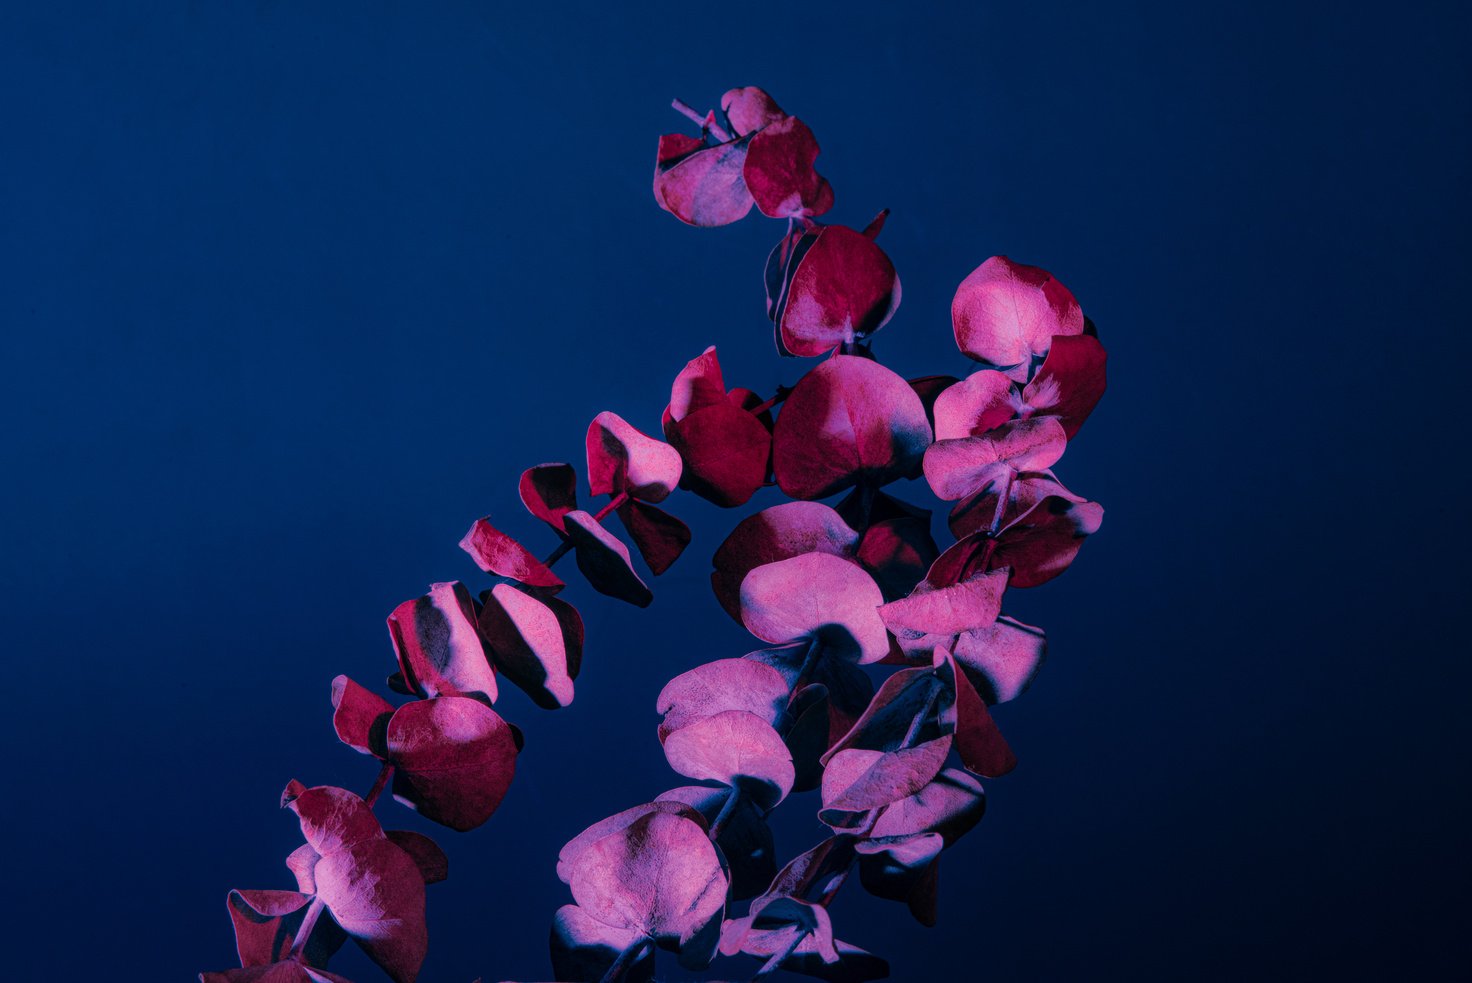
(550, 904), (654, 983)
(566, 810), (728, 964)
(285, 844), (321, 894)
(330, 675), (393, 757)
(1017, 332), (1107, 439)
(946, 470), (1074, 539)
(908, 374), (962, 430)
(665, 346), (727, 419)
(386, 582), (497, 703)
(384, 830), (448, 885)
(762, 836), (858, 904)
(820, 666), (946, 763)
(836, 489), (940, 603)
(519, 463), (578, 536)
(772, 356), (931, 499)
(557, 800), (705, 885)
(740, 553), (888, 665)
(656, 657), (790, 740)
(200, 963), (357, 983)
(871, 768), (987, 845)
(384, 696), (517, 831)
(952, 255), (1085, 381)
(747, 642), (876, 752)
(477, 583), (576, 709)
(663, 351), (772, 508)
(227, 889), (344, 969)
(711, 502), (859, 620)
(745, 116), (834, 219)
(653, 131), (755, 227)
(992, 492), (1105, 588)
(563, 510), (653, 607)
(657, 785), (777, 900)
(819, 738), (953, 829)
(281, 785), (427, 983)
(458, 518), (563, 591)
(951, 616), (1047, 704)
(768, 227), (901, 357)
(923, 416), (1068, 501)
(720, 86), (786, 136)
(931, 369), (1018, 441)
(878, 566), (1009, 639)
(586, 411), (683, 502)
(662, 709), (795, 809)
(615, 498), (691, 575)
(938, 648), (1016, 777)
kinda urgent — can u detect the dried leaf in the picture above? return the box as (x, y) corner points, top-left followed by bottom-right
(458, 518), (563, 590)
(550, 904), (654, 983)
(616, 499), (691, 575)
(519, 463), (578, 535)
(586, 411), (683, 502)
(386, 696), (518, 831)
(653, 131), (755, 227)
(745, 116), (833, 219)
(952, 255), (1085, 381)
(330, 676), (392, 757)
(770, 228), (900, 357)
(563, 510), (653, 607)
(711, 502), (859, 620)
(386, 582), (497, 703)
(740, 553), (888, 665)
(656, 658), (790, 741)
(477, 583), (575, 709)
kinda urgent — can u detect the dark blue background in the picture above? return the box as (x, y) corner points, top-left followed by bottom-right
(4, 3), (1467, 980)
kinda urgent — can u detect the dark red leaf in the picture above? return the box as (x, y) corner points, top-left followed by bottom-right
(745, 116), (834, 219)
(772, 356), (931, 499)
(385, 696), (518, 831)
(384, 830), (448, 885)
(386, 582), (497, 703)
(952, 255), (1085, 381)
(616, 499), (691, 575)
(770, 228), (901, 357)
(938, 649), (1016, 778)
(227, 890), (344, 969)
(458, 518), (563, 590)
(665, 398), (771, 508)
(519, 463), (578, 535)
(992, 493), (1105, 588)
(200, 963), (356, 983)
(330, 676), (392, 757)
(1018, 333), (1108, 438)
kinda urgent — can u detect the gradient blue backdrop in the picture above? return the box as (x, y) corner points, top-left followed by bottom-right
(3, 3), (1467, 980)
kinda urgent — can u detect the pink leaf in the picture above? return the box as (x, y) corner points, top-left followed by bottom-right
(330, 676), (393, 757)
(666, 346), (728, 420)
(721, 86), (786, 136)
(457, 518), (563, 590)
(567, 811), (728, 954)
(281, 784), (383, 856)
(819, 738), (953, 829)
(745, 116), (834, 219)
(563, 510), (653, 607)
(557, 800), (705, 885)
(586, 411), (683, 502)
(200, 963), (357, 983)
(656, 657), (790, 740)
(870, 768), (987, 845)
(952, 256), (1084, 381)
(653, 132), (755, 227)
(772, 356), (931, 499)
(519, 463), (578, 535)
(386, 582), (497, 703)
(951, 616), (1047, 704)
(740, 553), (888, 665)
(946, 470), (1077, 538)
(661, 709), (795, 809)
(770, 228), (901, 357)
(314, 836), (427, 983)
(1018, 333), (1107, 438)
(550, 904), (655, 983)
(878, 567), (1009, 638)
(922, 417), (1068, 501)
(615, 499), (691, 575)
(821, 666), (945, 763)
(711, 502), (859, 621)
(931, 370), (1018, 441)
(656, 785), (776, 900)
(477, 583), (575, 709)
(385, 696), (518, 831)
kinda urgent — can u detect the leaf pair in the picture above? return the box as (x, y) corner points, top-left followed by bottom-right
(765, 215), (901, 357)
(331, 676), (518, 832)
(662, 346), (774, 507)
(653, 86), (832, 227)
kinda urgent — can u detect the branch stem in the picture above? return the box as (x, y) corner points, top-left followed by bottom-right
(599, 936), (652, 983)
(753, 926), (809, 979)
(288, 897), (326, 960)
(670, 98), (732, 142)
(708, 786), (743, 841)
(364, 761), (393, 808)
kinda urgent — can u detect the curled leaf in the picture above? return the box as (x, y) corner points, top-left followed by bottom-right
(458, 518), (563, 590)
(657, 785), (776, 900)
(951, 616), (1047, 704)
(477, 583), (575, 709)
(819, 738), (953, 829)
(1018, 333), (1107, 438)
(519, 463), (578, 535)
(564, 510), (653, 607)
(721, 86), (786, 136)
(653, 131), (755, 227)
(330, 676), (392, 757)
(385, 830), (448, 885)
(227, 889), (344, 969)
(616, 498), (691, 575)
(931, 370), (1017, 441)
(386, 696), (518, 831)
(386, 582), (497, 703)
(586, 411), (683, 502)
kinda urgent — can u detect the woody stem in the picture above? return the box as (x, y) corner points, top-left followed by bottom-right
(540, 491), (629, 570)
(288, 897), (326, 960)
(364, 761), (393, 808)
(599, 937), (653, 983)
(751, 386), (790, 416)
(709, 786), (743, 841)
